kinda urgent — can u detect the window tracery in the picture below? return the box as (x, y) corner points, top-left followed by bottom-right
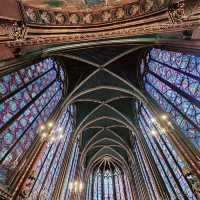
(0, 58), (64, 184)
(29, 105), (74, 199)
(142, 48), (200, 149)
(136, 103), (197, 200)
(86, 162), (133, 200)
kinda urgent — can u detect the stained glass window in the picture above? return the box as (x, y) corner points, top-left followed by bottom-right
(104, 170), (109, 199)
(97, 171), (102, 200)
(116, 172), (125, 200)
(137, 103), (197, 200)
(94, 171), (98, 200)
(86, 175), (92, 200)
(142, 48), (200, 149)
(86, 164), (132, 200)
(92, 169), (102, 200)
(60, 141), (79, 200)
(124, 173), (133, 200)
(135, 141), (159, 200)
(0, 58), (64, 184)
(29, 105), (75, 199)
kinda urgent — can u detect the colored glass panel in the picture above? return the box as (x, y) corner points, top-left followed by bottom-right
(137, 103), (197, 200)
(30, 105), (74, 198)
(88, 167), (130, 200)
(0, 58), (64, 184)
(135, 143), (158, 200)
(143, 48), (200, 149)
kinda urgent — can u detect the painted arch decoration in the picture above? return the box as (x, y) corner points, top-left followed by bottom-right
(21, 0), (168, 26)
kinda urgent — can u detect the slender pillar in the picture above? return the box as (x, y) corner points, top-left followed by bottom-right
(12, 138), (43, 200)
(101, 170), (104, 200)
(131, 155), (150, 200)
(121, 172), (128, 200)
(12, 98), (64, 199)
(112, 171), (117, 200)
(135, 127), (170, 200)
(127, 158), (139, 200)
(51, 138), (75, 200)
(65, 144), (79, 200)
(146, 93), (200, 180)
(134, 143), (157, 200)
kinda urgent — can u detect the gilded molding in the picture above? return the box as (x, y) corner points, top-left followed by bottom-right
(0, 21), (27, 41)
(5, 21), (199, 48)
(20, 0), (169, 26)
(168, 0), (200, 23)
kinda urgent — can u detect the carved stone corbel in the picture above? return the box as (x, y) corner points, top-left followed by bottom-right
(183, 166), (200, 198)
(0, 21), (26, 42)
(168, 0), (200, 23)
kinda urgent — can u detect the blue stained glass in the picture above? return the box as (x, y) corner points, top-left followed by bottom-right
(104, 173), (109, 199)
(94, 173), (98, 200)
(137, 103), (197, 200)
(97, 172), (102, 200)
(0, 89), (30, 128)
(148, 60), (200, 101)
(143, 48), (200, 149)
(88, 166), (130, 200)
(0, 58), (64, 185)
(146, 74), (199, 127)
(30, 105), (74, 199)
(150, 48), (200, 77)
(0, 72), (23, 98)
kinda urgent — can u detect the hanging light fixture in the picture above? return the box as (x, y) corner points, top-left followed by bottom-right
(38, 122), (64, 143)
(69, 180), (84, 193)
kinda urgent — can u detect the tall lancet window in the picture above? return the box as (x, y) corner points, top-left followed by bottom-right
(59, 140), (79, 200)
(137, 103), (197, 200)
(104, 169), (114, 200)
(92, 169), (102, 200)
(141, 48), (200, 149)
(86, 159), (133, 200)
(114, 168), (126, 200)
(0, 58), (64, 184)
(29, 105), (75, 199)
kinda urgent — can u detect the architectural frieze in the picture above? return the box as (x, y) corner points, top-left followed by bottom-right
(5, 21), (199, 48)
(20, 0), (168, 26)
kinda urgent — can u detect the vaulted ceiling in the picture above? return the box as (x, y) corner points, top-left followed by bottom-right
(56, 45), (147, 173)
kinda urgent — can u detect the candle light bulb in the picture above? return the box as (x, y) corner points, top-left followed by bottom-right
(40, 125), (45, 131)
(48, 121), (54, 128)
(41, 132), (47, 138)
(151, 130), (157, 136)
(161, 114), (167, 120)
(69, 182), (73, 191)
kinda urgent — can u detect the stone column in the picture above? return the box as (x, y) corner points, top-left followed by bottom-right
(145, 94), (200, 195)
(135, 128), (171, 200)
(12, 99), (64, 199)
(112, 171), (117, 200)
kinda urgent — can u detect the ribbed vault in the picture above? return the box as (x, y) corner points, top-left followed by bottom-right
(56, 45), (146, 179)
